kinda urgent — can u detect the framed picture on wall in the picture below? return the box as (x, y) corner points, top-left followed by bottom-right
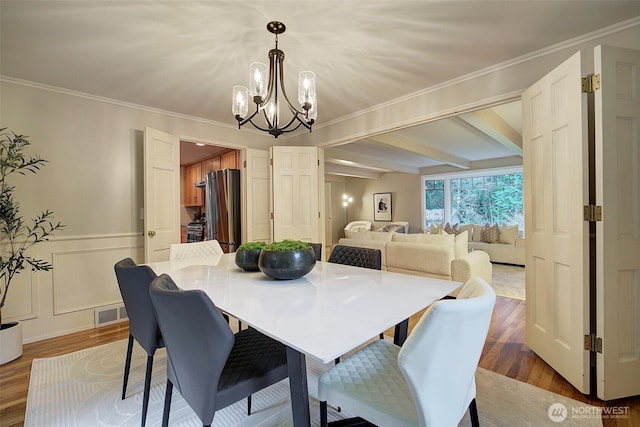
(373, 192), (392, 221)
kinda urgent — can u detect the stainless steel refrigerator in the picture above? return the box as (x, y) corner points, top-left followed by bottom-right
(204, 169), (241, 252)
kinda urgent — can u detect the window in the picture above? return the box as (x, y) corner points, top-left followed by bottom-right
(424, 179), (445, 225)
(422, 168), (524, 231)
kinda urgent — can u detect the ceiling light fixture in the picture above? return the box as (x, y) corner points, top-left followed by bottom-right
(232, 21), (317, 138)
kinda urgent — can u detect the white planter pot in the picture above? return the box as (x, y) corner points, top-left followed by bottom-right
(0, 322), (23, 364)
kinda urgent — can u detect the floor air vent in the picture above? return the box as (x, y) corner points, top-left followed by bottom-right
(95, 304), (128, 327)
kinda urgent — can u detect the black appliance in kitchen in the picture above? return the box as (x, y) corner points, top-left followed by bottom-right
(196, 169), (241, 253)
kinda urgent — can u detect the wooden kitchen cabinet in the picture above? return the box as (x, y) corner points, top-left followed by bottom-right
(182, 150), (239, 206)
(183, 162), (203, 206)
(221, 150), (239, 169)
(202, 156), (221, 176)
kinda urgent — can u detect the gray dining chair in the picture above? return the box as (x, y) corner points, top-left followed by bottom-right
(318, 277), (496, 427)
(310, 242), (323, 261)
(149, 273), (289, 427)
(113, 258), (164, 427)
(328, 244), (382, 270)
(328, 245), (383, 343)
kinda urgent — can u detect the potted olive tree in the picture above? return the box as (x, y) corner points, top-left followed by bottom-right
(0, 128), (64, 364)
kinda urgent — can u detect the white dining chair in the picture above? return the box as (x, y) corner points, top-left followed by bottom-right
(169, 240), (224, 261)
(318, 276), (496, 427)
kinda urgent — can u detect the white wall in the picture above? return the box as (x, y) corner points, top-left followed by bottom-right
(324, 175), (348, 243)
(347, 173), (422, 233)
(1, 81), (273, 342)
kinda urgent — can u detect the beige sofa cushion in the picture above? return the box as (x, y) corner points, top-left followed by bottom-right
(459, 224), (473, 239)
(500, 224), (519, 244)
(344, 230), (394, 241)
(392, 232), (453, 246)
(391, 231), (468, 257)
(386, 242), (453, 277)
(453, 230), (468, 258)
(471, 224), (484, 242)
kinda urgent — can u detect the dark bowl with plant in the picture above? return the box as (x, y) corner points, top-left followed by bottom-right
(235, 241), (267, 271)
(258, 240), (316, 280)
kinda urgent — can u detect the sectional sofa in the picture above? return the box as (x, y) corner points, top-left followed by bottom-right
(429, 223), (525, 266)
(338, 230), (492, 285)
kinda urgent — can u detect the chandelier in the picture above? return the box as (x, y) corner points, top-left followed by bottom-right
(232, 21), (317, 138)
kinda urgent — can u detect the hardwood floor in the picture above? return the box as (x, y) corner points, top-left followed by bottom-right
(1, 297), (638, 426)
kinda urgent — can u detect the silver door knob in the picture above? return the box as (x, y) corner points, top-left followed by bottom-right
(147, 230), (156, 237)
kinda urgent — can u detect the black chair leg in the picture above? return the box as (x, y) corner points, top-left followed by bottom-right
(141, 355), (154, 427)
(469, 398), (480, 427)
(320, 401), (328, 427)
(247, 394), (252, 415)
(121, 334), (134, 400)
(162, 380), (173, 427)
(379, 333), (384, 339)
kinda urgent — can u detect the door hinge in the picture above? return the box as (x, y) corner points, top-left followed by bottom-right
(243, 160), (247, 168)
(581, 74), (601, 93)
(318, 211), (321, 219)
(584, 334), (603, 353)
(583, 205), (603, 222)
(270, 158), (273, 166)
(270, 212), (273, 220)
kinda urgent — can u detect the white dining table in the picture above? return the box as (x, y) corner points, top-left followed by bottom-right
(147, 253), (461, 427)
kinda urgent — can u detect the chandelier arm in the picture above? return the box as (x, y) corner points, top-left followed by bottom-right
(277, 111), (307, 132)
(235, 104), (262, 128)
(245, 118), (273, 133)
(277, 57), (306, 116)
(260, 52), (278, 110)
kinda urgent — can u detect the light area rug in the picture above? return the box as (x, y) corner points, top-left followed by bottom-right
(491, 263), (526, 300)
(25, 339), (602, 427)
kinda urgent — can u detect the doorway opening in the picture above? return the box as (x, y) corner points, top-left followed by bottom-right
(179, 141), (241, 248)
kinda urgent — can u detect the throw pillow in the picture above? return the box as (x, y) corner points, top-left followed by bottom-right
(481, 223), (500, 243)
(351, 225), (370, 232)
(459, 224), (473, 240)
(500, 224), (519, 244)
(429, 223), (443, 234)
(376, 223), (404, 233)
(444, 222), (460, 235)
(454, 230), (469, 258)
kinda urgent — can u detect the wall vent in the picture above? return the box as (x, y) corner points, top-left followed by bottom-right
(95, 304), (128, 327)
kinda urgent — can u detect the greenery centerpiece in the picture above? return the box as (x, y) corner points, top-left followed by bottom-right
(235, 241), (267, 271)
(0, 128), (64, 363)
(258, 240), (316, 280)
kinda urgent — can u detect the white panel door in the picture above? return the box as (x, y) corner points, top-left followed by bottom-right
(244, 148), (271, 243)
(144, 127), (180, 262)
(594, 45), (640, 400)
(271, 146), (320, 243)
(522, 51), (590, 393)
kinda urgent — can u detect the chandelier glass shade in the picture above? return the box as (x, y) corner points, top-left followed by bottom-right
(232, 21), (316, 138)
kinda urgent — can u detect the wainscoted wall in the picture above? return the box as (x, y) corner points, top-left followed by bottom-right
(3, 234), (144, 343)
